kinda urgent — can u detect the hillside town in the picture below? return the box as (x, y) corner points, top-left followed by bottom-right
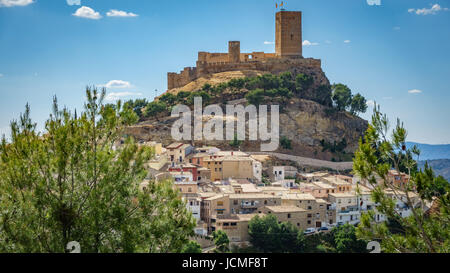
(137, 141), (424, 247)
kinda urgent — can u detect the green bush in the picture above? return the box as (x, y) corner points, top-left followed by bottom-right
(280, 136), (293, 150)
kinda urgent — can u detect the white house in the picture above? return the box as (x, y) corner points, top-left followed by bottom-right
(328, 193), (361, 226)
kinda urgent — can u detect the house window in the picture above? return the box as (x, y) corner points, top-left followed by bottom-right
(288, 214), (291, 219)
(217, 201), (224, 206)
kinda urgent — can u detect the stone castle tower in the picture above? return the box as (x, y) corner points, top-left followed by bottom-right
(276, 11), (302, 57)
(167, 10), (318, 90)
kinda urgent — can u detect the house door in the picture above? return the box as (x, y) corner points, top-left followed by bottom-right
(316, 222), (322, 228)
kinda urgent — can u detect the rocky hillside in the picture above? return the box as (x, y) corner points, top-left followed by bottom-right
(125, 68), (368, 161)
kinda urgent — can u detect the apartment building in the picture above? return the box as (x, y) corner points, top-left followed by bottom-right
(281, 193), (327, 228)
(201, 195), (231, 233)
(328, 193), (360, 225)
(229, 194), (282, 215)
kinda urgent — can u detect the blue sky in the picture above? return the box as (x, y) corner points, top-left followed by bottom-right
(0, 0), (449, 144)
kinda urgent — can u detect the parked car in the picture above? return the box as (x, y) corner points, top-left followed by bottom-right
(304, 228), (316, 235)
(318, 227), (329, 232)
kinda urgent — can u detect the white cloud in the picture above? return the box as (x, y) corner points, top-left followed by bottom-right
(102, 80), (133, 89)
(344, 40), (351, 44)
(105, 92), (143, 102)
(408, 89), (423, 94)
(366, 0), (381, 6)
(73, 6), (102, 20)
(393, 26), (401, 31)
(0, 73), (3, 77)
(408, 4), (448, 15)
(263, 41), (275, 45)
(106, 9), (138, 17)
(66, 0), (80, 6)
(0, 0), (33, 7)
(325, 40), (332, 44)
(302, 40), (319, 46)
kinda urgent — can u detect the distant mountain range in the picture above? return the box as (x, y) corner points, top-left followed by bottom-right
(407, 142), (450, 181)
(418, 159), (450, 181)
(406, 142), (450, 161)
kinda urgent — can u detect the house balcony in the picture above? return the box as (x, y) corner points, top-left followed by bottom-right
(241, 202), (259, 209)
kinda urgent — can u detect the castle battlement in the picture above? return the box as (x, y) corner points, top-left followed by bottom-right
(167, 11), (320, 90)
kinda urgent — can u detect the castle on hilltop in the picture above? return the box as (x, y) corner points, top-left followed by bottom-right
(167, 11), (322, 90)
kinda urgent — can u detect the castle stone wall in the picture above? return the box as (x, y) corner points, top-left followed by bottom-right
(228, 41), (241, 63)
(276, 11), (302, 57)
(168, 57), (321, 90)
(167, 10), (311, 90)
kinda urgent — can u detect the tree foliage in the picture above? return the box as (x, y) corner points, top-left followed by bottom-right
(333, 224), (368, 253)
(331, 84), (352, 111)
(212, 230), (230, 253)
(144, 101), (167, 120)
(331, 84), (368, 116)
(248, 215), (305, 253)
(181, 241), (202, 253)
(0, 87), (195, 253)
(350, 93), (368, 115)
(353, 104), (450, 253)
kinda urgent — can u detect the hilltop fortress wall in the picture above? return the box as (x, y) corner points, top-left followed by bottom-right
(167, 11), (321, 90)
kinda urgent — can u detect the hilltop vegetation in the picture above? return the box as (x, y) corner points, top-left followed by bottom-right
(121, 71), (369, 161)
(123, 72), (368, 122)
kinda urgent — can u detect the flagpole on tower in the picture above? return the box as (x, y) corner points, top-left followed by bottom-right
(275, 1), (286, 11)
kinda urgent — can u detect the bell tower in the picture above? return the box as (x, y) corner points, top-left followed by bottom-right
(275, 11), (302, 57)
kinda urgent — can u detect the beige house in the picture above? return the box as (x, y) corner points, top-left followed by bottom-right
(174, 181), (198, 195)
(320, 176), (352, 193)
(229, 194), (282, 215)
(328, 192), (360, 225)
(203, 156), (260, 182)
(262, 206), (309, 230)
(282, 193), (327, 228)
(167, 143), (194, 165)
(201, 195), (230, 233)
(213, 214), (257, 243)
